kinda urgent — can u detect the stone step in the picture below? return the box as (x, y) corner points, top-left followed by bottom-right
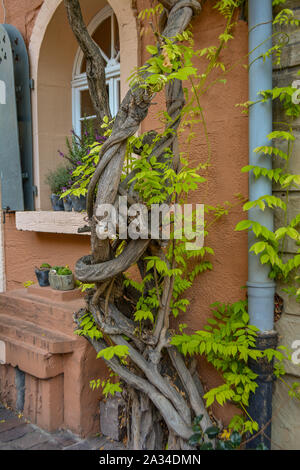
(0, 314), (76, 354)
(0, 334), (64, 379)
(26, 284), (83, 302)
(0, 289), (84, 334)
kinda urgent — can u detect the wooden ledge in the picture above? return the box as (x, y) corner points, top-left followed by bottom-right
(15, 211), (89, 235)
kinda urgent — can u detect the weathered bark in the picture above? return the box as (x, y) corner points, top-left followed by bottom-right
(64, 0), (111, 123)
(65, 0), (213, 449)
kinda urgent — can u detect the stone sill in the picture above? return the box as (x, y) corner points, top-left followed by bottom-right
(15, 211), (89, 236)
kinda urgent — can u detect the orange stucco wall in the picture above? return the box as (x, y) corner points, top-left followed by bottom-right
(138, 0), (249, 424)
(4, 213), (90, 291)
(1, 0), (249, 428)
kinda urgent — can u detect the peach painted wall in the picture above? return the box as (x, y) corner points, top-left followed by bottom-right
(0, 0), (43, 45)
(35, 0), (110, 210)
(4, 213), (90, 291)
(2, 0), (249, 426)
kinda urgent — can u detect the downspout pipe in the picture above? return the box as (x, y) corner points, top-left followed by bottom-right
(247, 0), (278, 449)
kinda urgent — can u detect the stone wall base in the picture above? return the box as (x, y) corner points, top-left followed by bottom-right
(0, 286), (108, 436)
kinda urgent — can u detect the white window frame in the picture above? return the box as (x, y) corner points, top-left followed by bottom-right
(71, 5), (120, 136)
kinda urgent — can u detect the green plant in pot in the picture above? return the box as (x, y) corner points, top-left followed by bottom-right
(49, 265), (75, 291)
(35, 263), (52, 287)
(60, 121), (108, 212)
(45, 166), (73, 211)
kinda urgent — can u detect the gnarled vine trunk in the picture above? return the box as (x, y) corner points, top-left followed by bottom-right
(64, 0), (213, 449)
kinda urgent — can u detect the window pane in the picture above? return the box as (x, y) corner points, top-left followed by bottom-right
(93, 15), (112, 58)
(80, 85), (110, 120)
(80, 15), (119, 73)
(80, 89), (95, 118)
(74, 11), (121, 137)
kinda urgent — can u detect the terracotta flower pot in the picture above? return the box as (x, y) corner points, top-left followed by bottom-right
(49, 271), (75, 291)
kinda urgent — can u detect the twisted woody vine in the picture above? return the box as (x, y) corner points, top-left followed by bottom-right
(62, 0), (300, 450)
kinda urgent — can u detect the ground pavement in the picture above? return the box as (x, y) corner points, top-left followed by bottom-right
(0, 402), (125, 450)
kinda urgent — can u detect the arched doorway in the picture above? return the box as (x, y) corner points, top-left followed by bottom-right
(28, 0), (138, 210)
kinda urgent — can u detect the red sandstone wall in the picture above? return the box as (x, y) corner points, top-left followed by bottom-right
(0, 0), (43, 45)
(2, 0), (249, 427)
(138, 1), (249, 308)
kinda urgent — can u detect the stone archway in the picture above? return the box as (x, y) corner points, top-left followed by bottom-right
(28, 0), (139, 210)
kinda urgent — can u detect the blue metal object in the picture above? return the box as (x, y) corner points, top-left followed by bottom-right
(247, 281), (275, 331)
(247, 0), (277, 450)
(3, 24), (35, 211)
(0, 24), (35, 212)
(0, 24), (24, 211)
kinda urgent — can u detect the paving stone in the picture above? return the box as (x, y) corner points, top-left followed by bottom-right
(0, 408), (16, 421)
(0, 417), (25, 433)
(0, 424), (32, 443)
(30, 441), (62, 451)
(83, 436), (107, 450)
(53, 430), (79, 448)
(101, 440), (125, 451)
(12, 431), (50, 450)
(63, 442), (91, 450)
(0, 401), (116, 451)
(0, 443), (18, 450)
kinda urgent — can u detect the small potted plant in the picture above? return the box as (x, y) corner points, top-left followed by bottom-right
(49, 266), (75, 291)
(45, 166), (72, 211)
(35, 263), (52, 287)
(70, 193), (86, 212)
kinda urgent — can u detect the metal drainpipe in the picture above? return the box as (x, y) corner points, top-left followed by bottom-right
(246, 0), (278, 449)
